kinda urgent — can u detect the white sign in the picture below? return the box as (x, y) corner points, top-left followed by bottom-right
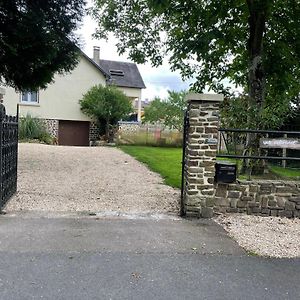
(260, 138), (300, 150)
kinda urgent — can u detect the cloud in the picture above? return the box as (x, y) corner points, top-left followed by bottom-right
(142, 83), (170, 100)
(142, 72), (192, 89)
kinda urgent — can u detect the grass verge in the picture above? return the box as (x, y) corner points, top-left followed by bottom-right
(119, 146), (182, 188)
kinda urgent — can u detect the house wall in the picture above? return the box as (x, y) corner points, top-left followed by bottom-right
(117, 87), (142, 99)
(3, 54), (144, 142)
(117, 87), (142, 121)
(3, 55), (106, 121)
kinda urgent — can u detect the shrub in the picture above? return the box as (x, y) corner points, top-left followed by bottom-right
(80, 85), (133, 142)
(19, 115), (53, 144)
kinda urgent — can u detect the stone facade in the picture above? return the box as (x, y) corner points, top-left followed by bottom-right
(43, 119), (59, 139)
(183, 94), (223, 218)
(89, 122), (100, 141)
(214, 181), (300, 218)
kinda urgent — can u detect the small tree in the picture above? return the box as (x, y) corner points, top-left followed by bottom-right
(80, 85), (133, 141)
(144, 90), (187, 132)
(220, 94), (293, 130)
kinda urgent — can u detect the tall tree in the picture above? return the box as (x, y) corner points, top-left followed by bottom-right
(92, 0), (300, 129)
(0, 0), (86, 91)
(144, 90), (187, 131)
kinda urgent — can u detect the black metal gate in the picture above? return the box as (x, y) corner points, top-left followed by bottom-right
(180, 107), (190, 216)
(0, 104), (18, 209)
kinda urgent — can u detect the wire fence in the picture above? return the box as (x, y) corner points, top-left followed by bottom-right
(117, 122), (182, 147)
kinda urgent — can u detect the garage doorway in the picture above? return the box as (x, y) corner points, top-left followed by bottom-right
(58, 120), (90, 146)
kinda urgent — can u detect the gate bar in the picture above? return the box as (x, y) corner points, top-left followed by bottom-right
(217, 154), (300, 161)
(219, 128), (300, 135)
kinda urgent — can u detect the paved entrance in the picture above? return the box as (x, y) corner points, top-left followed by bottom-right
(5, 143), (179, 214)
(0, 215), (300, 300)
(2, 144), (300, 299)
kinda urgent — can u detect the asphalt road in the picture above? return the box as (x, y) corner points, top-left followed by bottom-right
(0, 213), (299, 300)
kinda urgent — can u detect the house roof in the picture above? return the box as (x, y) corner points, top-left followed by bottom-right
(79, 51), (110, 78)
(78, 47), (145, 89)
(99, 60), (146, 89)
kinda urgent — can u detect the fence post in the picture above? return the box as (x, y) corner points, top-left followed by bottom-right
(0, 103), (5, 203)
(183, 93), (223, 218)
(282, 133), (287, 168)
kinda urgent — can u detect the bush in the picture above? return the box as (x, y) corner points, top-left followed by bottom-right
(19, 115), (53, 144)
(80, 85), (133, 141)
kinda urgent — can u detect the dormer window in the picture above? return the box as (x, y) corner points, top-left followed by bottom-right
(109, 69), (124, 76)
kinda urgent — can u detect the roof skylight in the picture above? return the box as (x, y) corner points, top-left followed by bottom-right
(109, 69), (124, 76)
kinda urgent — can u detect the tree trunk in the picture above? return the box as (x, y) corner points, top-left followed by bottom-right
(105, 119), (110, 141)
(243, 0), (269, 175)
(247, 0), (268, 110)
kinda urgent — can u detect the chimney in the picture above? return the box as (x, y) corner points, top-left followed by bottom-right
(93, 46), (100, 65)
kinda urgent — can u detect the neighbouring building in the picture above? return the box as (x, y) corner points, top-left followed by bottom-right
(3, 46), (146, 146)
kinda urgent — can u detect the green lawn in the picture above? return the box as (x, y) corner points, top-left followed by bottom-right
(269, 165), (300, 179)
(119, 146), (300, 188)
(119, 146), (183, 188)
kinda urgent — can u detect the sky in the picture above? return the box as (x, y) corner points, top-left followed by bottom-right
(77, 4), (192, 101)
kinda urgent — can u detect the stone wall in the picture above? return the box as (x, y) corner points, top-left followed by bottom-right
(89, 122), (100, 141)
(214, 181), (300, 218)
(118, 121), (141, 133)
(19, 117), (58, 139)
(43, 119), (59, 138)
(182, 93), (300, 219)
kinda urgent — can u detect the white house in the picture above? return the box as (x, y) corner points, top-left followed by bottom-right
(3, 47), (146, 146)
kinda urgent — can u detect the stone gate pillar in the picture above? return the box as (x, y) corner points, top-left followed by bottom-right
(183, 93), (224, 218)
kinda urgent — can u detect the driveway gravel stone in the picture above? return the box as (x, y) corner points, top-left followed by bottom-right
(5, 143), (180, 214)
(215, 214), (300, 258)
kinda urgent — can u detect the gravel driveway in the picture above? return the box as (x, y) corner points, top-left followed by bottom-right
(5, 144), (180, 214)
(216, 214), (300, 258)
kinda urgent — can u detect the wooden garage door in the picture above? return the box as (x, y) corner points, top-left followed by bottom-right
(58, 120), (90, 146)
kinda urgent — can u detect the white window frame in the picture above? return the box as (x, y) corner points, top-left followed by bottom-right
(20, 91), (39, 104)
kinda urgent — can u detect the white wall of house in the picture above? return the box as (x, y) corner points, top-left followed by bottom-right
(118, 87), (142, 121)
(3, 55), (106, 120)
(3, 54), (143, 122)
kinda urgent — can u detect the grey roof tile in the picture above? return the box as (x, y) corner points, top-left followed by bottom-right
(99, 60), (146, 89)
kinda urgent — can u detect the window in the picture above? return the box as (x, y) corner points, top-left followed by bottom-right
(109, 69), (124, 76)
(21, 91), (38, 103)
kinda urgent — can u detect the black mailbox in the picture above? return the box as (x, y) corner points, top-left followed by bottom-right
(215, 161), (237, 183)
